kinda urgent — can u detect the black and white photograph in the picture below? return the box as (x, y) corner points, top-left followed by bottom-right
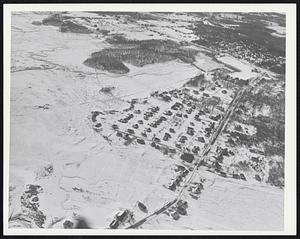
(3, 3), (297, 235)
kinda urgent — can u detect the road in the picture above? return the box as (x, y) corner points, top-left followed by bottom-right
(125, 83), (251, 229)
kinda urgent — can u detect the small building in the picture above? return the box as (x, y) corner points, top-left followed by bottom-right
(127, 129), (135, 134)
(163, 133), (171, 141)
(240, 173), (246, 181)
(251, 157), (259, 163)
(198, 137), (205, 143)
(255, 174), (262, 182)
(112, 124), (118, 130)
(133, 124), (139, 129)
(137, 138), (145, 145)
(169, 148), (176, 154)
(187, 127), (195, 136)
(171, 211), (180, 220)
(109, 219), (119, 229)
(164, 110), (173, 116)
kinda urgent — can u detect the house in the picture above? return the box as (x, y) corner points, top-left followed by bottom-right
(198, 110), (205, 115)
(187, 127), (195, 136)
(177, 206), (187, 215)
(251, 156), (259, 163)
(198, 137), (205, 143)
(186, 108), (193, 114)
(168, 183), (176, 191)
(171, 102), (183, 110)
(94, 123), (102, 128)
(146, 128), (152, 132)
(192, 146), (200, 154)
(216, 106), (225, 112)
(109, 219), (119, 229)
(133, 124), (139, 129)
(163, 133), (171, 141)
(240, 173), (246, 180)
(183, 169), (189, 176)
(164, 110), (173, 116)
(153, 137), (161, 143)
(169, 148), (176, 154)
(116, 210), (130, 222)
(169, 128), (175, 133)
(127, 129), (135, 134)
(150, 142), (156, 147)
(171, 211), (180, 220)
(112, 124), (118, 130)
(175, 164), (186, 171)
(255, 174), (261, 182)
(91, 111), (102, 122)
(137, 138), (145, 145)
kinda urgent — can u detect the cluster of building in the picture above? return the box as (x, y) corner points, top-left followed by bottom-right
(95, 82), (233, 162)
(216, 40), (285, 72)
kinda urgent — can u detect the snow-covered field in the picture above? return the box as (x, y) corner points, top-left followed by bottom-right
(142, 169), (284, 230)
(216, 54), (258, 79)
(9, 11), (201, 228)
(194, 52), (230, 72)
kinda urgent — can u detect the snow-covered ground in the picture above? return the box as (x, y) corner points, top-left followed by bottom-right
(194, 52), (230, 72)
(9, 11), (200, 228)
(216, 54), (258, 79)
(142, 169), (284, 230)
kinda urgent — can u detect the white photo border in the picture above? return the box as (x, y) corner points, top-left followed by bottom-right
(3, 3), (297, 236)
